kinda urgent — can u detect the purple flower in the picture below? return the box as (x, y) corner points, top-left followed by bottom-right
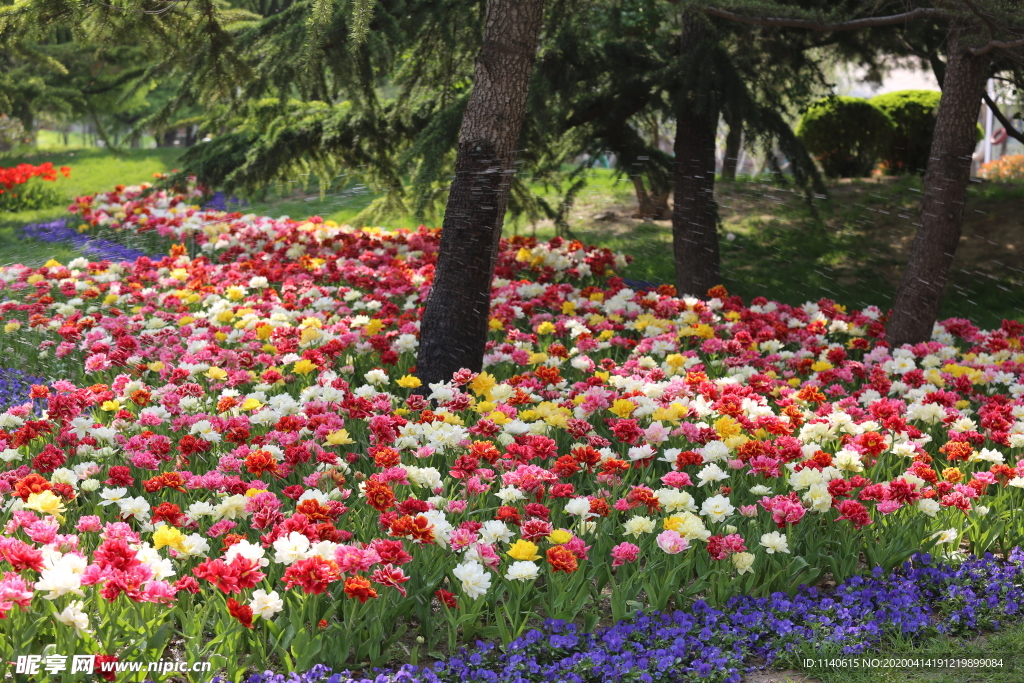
(19, 219), (156, 263)
(0, 367), (47, 412)
(235, 551), (1024, 683)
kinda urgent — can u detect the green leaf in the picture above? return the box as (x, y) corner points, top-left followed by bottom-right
(349, 0), (376, 52)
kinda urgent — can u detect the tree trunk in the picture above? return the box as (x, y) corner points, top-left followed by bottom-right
(721, 120), (742, 180)
(887, 31), (990, 347)
(651, 191), (671, 219)
(415, 0), (546, 387)
(673, 13), (721, 298)
(16, 106), (35, 147)
(631, 174), (651, 216)
(631, 175), (672, 220)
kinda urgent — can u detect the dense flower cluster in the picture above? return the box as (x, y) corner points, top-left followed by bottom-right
(0, 163), (70, 192)
(69, 180), (241, 247)
(0, 163), (71, 212)
(0, 181), (1022, 675)
(978, 154), (1024, 181)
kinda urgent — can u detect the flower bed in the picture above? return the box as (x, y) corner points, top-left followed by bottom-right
(0, 182), (1022, 679)
(69, 178), (207, 246)
(20, 219), (152, 265)
(0, 162), (70, 211)
(979, 154), (1024, 182)
(233, 549), (1024, 683)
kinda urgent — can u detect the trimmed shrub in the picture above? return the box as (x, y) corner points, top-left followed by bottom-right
(870, 90), (939, 175)
(870, 90), (986, 175)
(796, 96), (896, 178)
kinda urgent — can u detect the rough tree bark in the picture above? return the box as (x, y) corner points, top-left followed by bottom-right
(721, 120), (742, 180)
(887, 28), (991, 347)
(415, 0), (546, 387)
(673, 12), (721, 297)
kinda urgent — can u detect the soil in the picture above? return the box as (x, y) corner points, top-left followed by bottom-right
(742, 671), (821, 683)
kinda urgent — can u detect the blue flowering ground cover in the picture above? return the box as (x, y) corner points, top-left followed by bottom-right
(19, 219), (152, 263)
(0, 367), (48, 413)
(207, 550), (1024, 683)
(203, 191), (249, 212)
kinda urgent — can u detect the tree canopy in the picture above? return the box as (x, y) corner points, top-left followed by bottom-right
(4, 0), (1023, 352)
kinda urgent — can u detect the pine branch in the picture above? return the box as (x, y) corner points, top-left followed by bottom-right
(969, 36), (1024, 56)
(982, 91), (1024, 143)
(349, 0), (375, 52)
(303, 0), (336, 70)
(701, 6), (952, 32)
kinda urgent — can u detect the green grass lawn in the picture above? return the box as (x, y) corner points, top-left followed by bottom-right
(0, 146), (185, 267)
(528, 175), (1024, 329)
(33, 129), (161, 150)
(715, 177), (1024, 329)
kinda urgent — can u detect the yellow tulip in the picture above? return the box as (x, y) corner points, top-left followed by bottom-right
(507, 539), (541, 561)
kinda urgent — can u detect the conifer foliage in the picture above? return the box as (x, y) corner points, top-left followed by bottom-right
(9, 0), (1022, 376)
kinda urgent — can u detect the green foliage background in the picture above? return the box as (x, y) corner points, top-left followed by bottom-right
(796, 96), (896, 178)
(869, 89), (943, 175)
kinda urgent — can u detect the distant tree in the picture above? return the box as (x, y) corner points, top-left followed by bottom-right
(720, 113), (743, 180)
(698, 0), (1024, 345)
(0, 34), (82, 142)
(532, 0), (831, 296)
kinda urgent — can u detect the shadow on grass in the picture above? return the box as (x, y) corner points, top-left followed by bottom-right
(545, 176), (1023, 330)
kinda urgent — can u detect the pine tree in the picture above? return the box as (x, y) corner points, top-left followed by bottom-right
(0, 0), (260, 144)
(531, 0), (831, 295)
(155, 1), (498, 221)
(696, 0), (1024, 345)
